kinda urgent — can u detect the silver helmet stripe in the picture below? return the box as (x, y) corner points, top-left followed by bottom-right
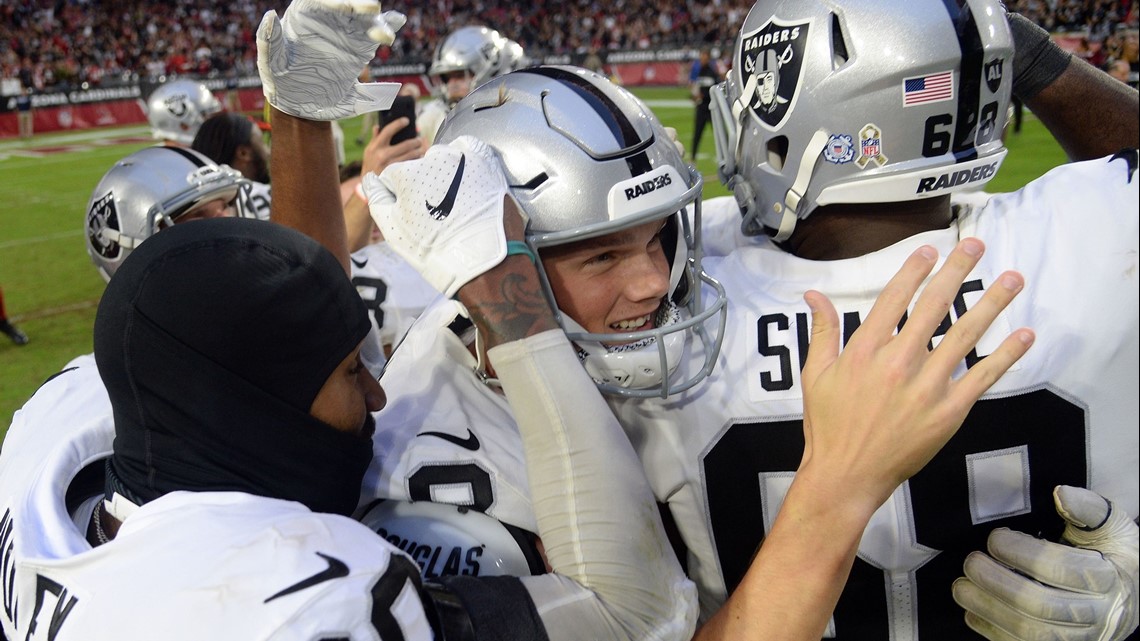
(523, 67), (654, 177)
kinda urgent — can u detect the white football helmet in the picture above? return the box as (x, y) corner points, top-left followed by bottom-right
(436, 66), (728, 398)
(146, 79), (223, 145)
(85, 146), (248, 281)
(358, 500), (546, 578)
(427, 26), (503, 102)
(710, 0), (1013, 239)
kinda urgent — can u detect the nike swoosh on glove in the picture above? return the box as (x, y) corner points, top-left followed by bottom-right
(257, 0), (405, 120)
(953, 485), (1139, 641)
(362, 136), (523, 298)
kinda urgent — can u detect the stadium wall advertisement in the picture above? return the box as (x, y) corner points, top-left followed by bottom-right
(0, 58), (691, 138)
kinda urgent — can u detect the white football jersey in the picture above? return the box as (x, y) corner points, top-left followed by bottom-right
(239, 180), (272, 222)
(697, 195), (751, 257)
(363, 298), (537, 539)
(418, 98), (450, 145)
(350, 241), (440, 369)
(610, 153), (1140, 637)
(0, 366), (434, 641)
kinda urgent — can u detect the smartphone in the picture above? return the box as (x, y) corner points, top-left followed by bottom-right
(377, 95), (418, 144)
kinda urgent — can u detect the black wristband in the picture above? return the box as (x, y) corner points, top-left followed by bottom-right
(1008, 12), (1072, 100)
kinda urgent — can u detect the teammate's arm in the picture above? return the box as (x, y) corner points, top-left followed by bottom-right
(270, 111), (350, 273)
(1009, 12), (1139, 160)
(696, 239), (1034, 641)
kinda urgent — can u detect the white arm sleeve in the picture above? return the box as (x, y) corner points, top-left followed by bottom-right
(487, 330), (697, 641)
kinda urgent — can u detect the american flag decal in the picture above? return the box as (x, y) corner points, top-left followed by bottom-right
(902, 71), (954, 107)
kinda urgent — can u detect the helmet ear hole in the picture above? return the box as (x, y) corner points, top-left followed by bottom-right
(831, 13), (850, 68)
(767, 136), (789, 171)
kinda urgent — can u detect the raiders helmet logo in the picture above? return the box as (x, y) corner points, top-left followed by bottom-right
(164, 93), (190, 118)
(984, 58), (1005, 94)
(87, 191), (121, 259)
(738, 17), (810, 130)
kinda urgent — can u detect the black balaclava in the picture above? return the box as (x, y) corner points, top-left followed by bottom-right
(94, 217), (373, 516)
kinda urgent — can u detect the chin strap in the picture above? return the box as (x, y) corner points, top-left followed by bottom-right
(775, 129), (830, 242)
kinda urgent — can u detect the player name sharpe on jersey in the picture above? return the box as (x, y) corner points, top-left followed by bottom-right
(747, 276), (1011, 403)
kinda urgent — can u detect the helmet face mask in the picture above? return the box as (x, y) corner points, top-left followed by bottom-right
(146, 80), (223, 145)
(712, 0), (1013, 240)
(436, 66), (727, 398)
(85, 147), (249, 281)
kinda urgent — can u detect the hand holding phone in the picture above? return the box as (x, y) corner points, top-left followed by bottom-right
(377, 95), (417, 144)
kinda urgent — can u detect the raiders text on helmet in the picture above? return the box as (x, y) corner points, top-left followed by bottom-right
(436, 65), (728, 398)
(710, 0), (1013, 239)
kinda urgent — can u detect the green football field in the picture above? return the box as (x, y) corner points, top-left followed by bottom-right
(0, 85), (1068, 442)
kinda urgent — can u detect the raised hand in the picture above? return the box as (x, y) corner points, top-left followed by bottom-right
(362, 135), (522, 298)
(799, 238), (1035, 512)
(257, 0), (405, 120)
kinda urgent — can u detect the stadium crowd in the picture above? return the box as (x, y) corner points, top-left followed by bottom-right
(2, 0), (1137, 93)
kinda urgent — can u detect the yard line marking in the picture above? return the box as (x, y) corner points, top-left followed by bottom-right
(0, 230), (83, 250)
(8, 299), (99, 323)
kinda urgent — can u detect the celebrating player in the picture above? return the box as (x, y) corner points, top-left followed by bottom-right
(686, 0), (1139, 638)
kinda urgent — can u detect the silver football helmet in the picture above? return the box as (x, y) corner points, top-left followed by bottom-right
(146, 79), (223, 145)
(710, 0), (1013, 239)
(492, 37), (530, 77)
(436, 66), (728, 398)
(85, 146), (248, 281)
(427, 26), (503, 101)
(358, 500), (546, 577)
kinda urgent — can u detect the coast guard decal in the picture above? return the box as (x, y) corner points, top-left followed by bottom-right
(738, 17), (810, 130)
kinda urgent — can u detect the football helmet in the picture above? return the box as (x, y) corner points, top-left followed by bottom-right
(427, 26), (503, 101)
(358, 499), (546, 577)
(146, 79), (223, 145)
(436, 66), (728, 398)
(493, 36), (530, 77)
(85, 146), (248, 281)
(710, 0), (1013, 239)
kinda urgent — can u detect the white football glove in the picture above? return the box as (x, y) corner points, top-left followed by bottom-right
(362, 136), (521, 298)
(257, 0), (405, 120)
(953, 485), (1139, 641)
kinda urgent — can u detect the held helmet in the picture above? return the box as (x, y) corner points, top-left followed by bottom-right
(85, 146), (248, 281)
(436, 66), (728, 398)
(710, 0), (1013, 240)
(427, 26), (503, 101)
(358, 500), (546, 577)
(146, 79), (223, 145)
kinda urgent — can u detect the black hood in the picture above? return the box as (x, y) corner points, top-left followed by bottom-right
(95, 217), (373, 516)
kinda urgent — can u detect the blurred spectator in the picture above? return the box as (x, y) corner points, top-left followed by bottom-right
(689, 47), (723, 161)
(1107, 56), (1132, 81)
(15, 85), (32, 138)
(1, 0), (1136, 93)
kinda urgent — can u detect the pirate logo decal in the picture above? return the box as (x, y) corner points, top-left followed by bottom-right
(87, 191), (121, 259)
(738, 17), (810, 130)
(164, 93), (190, 118)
